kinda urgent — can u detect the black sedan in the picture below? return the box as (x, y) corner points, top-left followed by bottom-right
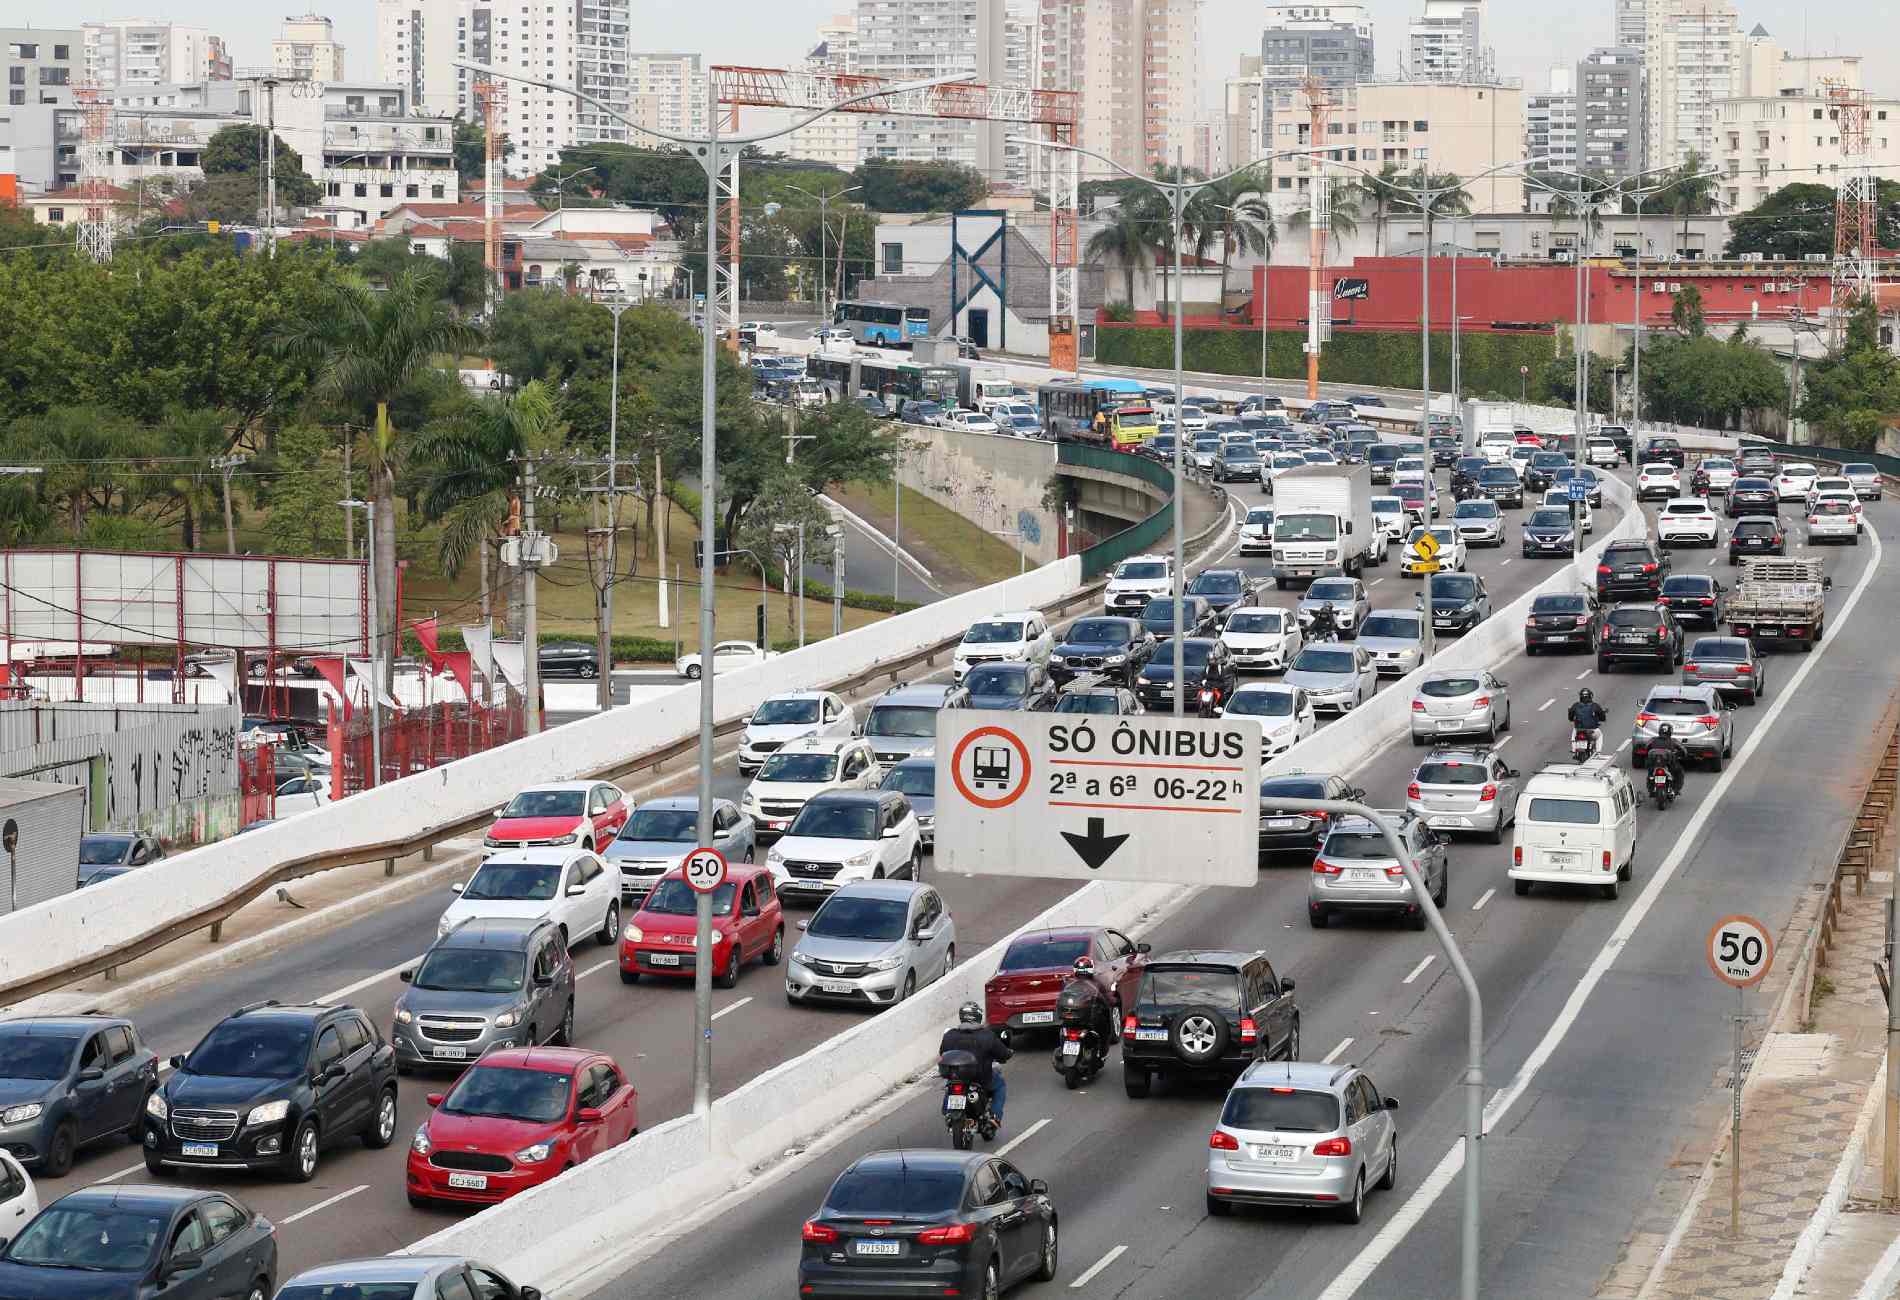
(798, 1150), (1056, 1299)
(962, 662), (1057, 712)
(1257, 771), (1365, 858)
(1524, 592), (1603, 654)
(1474, 465), (1524, 508)
(1727, 477), (1780, 517)
(1187, 568), (1259, 625)
(1728, 517), (1786, 563)
(1139, 595), (1216, 639)
(1643, 436), (1686, 467)
(1051, 616), (1153, 685)
(0, 1185), (278, 1300)
(1659, 574), (1725, 626)
(1136, 637), (1237, 712)
(1521, 506), (1579, 557)
(538, 640), (602, 679)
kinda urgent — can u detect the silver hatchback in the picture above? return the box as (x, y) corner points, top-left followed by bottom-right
(1632, 683), (1735, 769)
(1406, 747), (1520, 843)
(1206, 1059), (1399, 1223)
(1308, 812), (1449, 930)
(786, 879), (957, 1009)
(1409, 669), (1511, 744)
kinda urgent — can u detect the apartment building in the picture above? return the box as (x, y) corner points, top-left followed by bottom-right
(1353, 79), (1526, 211)
(273, 14), (347, 82)
(857, 0), (1006, 179)
(1643, 0), (1741, 169)
(1614, 0), (1646, 48)
(1035, 0), (1200, 176)
(626, 53), (706, 141)
(1714, 69), (1900, 212)
(1407, 0), (1491, 83)
(785, 13), (860, 168)
(1224, 55), (1265, 170)
(1576, 46), (1642, 180)
(1525, 68), (1577, 173)
(83, 21), (230, 89)
(1, 31), (81, 191)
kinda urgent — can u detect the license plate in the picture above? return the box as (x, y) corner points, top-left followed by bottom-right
(1250, 1144), (1300, 1162)
(820, 980), (856, 994)
(1545, 633), (1572, 642)
(1618, 634), (1646, 643)
(1345, 868), (1384, 883)
(1060, 1041), (1080, 1059)
(1134, 1027), (1168, 1041)
(1021, 1011), (1055, 1025)
(1430, 815), (1471, 828)
(768, 819), (788, 830)
(1438, 719), (1462, 730)
(181, 1142), (218, 1158)
(431, 1046), (467, 1060)
(1265, 817), (1300, 830)
(944, 1094), (968, 1111)
(1547, 851), (1580, 868)
(854, 1240), (901, 1257)
(446, 1172), (489, 1190)
(648, 952), (680, 967)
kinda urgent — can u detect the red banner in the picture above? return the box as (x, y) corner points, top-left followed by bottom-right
(440, 651), (475, 702)
(412, 617), (446, 674)
(308, 656), (350, 719)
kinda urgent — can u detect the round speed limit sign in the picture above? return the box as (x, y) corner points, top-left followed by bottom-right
(1707, 914), (1774, 988)
(683, 847), (729, 895)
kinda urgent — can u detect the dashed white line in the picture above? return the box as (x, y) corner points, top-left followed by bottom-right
(1368, 577), (1384, 587)
(1071, 1244), (1128, 1289)
(1402, 955), (1437, 985)
(1472, 888), (1496, 911)
(1616, 736), (1633, 753)
(1499, 557), (1513, 567)
(92, 1162), (146, 1185)
(281, 1184), (370, 1226)
(578, 957), (617, 979)
(1538, 697), (1555, 711)
(1491, 735), (1511, 749)
(1576, 669), (1592, 680)
(995, 1116), (1051, 1158)
(711, 996), (753, 1021)
(1321, 1037), (1355, 1064)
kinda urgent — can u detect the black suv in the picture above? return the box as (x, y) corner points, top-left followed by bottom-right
(1136, 637), (1237, 712)
(145, 1002), (398, 1182)
(1429, 435), (1462, 468)
(1122, 951), (1299, 1098)
(1598, 604), (1685, 673)
(1524, 451), (1570, 494)
(0, 1015), (159, 1175)
(1474, 465), (1524, 508)
(1187, 568), (1259, 625)
(1257, 771), (1365, 859)
(1596, 540), (1669, 599)
(1728, 516), (1786, 562)
(1643, 436), (1686, 467)
(1051, 616), (1154, 686)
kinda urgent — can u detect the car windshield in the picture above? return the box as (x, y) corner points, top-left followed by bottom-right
(866, 706), (936, 738)
(1662, 577), (1712, 595)
(1070, 620), (1132, 645)
(881, 766), (934, 796)
(1054, 694), (1124, 715)
(1191, 572), (1244, 594)
(78, 836), (133, 865)
(1309, 580), (1355, 600)
(1118, 562), (1167, 580)
(965, 666), (1028, 695)
(1275, 514), (1339, 541)
(1222, 1087), (1341, 1133)
(825, 1168), (965, 1217)
(1433, 576), (1478, 599)
(1705, 459), (1734, 470)
(501, 789), (584, 818)
(460, 863), (561, 902)
(807, 895), (909, 942)
(1527, 509), (1572, 528)
(1478, 467), (1515, 482)
(1734, 479), (1771, 491)
(1454, 501), (1498, 518)
(1292, 648), (1354, 674)
(642, 879), (738, 915)
(1816, 500), (1855, 515)
(1261, 778), (1327, 801)
(1139, 968), (1239, 1007)
(758, 753), (839, 783)
(1528, 797), (1601, 825)
(0, 1033), (76, 1079)
(1664, 502), (1709, 515)
(619, 808), (696, 842)
(1690, 639), (1749, 661)
(1225, 611), (1285, 635)
(1532, 453), (1568, 468)
(1734, 520), (1777, 535)
(787, 802), (878, 840)
(410, 948), (525, 994)
(2, 1204), (167, 1271)
(963, 621), (1026, 645)
(1372, 498), (1402, 514)
(753, 698), (821, 725)
(1225, 690), (1294, 717)
(277, 1286), (427, 1300)
(1195, 439), (1221, 453)
(999, 935), (1090, 971)
(1246, 509), (1275, 527)
(1607, 609), (1662, 627)
(1531, 595), (1587, 613)
(1359, 615), (1419, 640)
(1420, 676), (1481, 698)
(1644, 695), (1714, 717)
(1397, 485), (1424, 502)
(440, 1064), (572, 1123)
(1845, 463), (1877, 475)
(1321, 830), (1394, 860)
(1155, 641), (1214, 666)
(1417, 761), (1489, 786)
(1223, 446), (1259, 460)
(184, 1020), (312, 1079)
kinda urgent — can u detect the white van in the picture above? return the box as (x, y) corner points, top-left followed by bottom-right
(1508, 758), (1637, 900)
(1479, 430), (1517, 464)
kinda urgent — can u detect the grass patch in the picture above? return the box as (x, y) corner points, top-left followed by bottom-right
(831, 482), (1027, 590)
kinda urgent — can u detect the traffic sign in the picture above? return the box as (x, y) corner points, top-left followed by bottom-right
(683, 847), (729, 895)
(933, 712), (1262, 887)
(1707, 914), (1774, 988)
(1567, 479), (1590, 502)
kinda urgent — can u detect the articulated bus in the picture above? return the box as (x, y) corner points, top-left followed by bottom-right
(807, 352), (956, 408)
(1036, 378), (1159, 451)
(832, 300), (932, 346)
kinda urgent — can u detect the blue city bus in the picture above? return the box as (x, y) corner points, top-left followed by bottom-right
(833, 300), (932, 346)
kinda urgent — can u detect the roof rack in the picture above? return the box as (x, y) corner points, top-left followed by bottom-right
(233, 999), (282, 1016)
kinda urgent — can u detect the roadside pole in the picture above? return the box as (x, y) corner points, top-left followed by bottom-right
(520, 457), (544, 736)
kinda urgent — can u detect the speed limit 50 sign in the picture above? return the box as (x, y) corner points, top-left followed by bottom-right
(1707, 914), (1774, 988)
(683, 847), (729, 895)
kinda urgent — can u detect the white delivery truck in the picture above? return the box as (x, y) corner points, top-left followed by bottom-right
(950, 360), (1015, 413)
(1466, 400), (1516, 461)
(1270, 463), (1378, 587)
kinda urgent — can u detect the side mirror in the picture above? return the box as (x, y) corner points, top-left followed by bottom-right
(398, 967), (416, 984)
(913, 924), (937, 943)
(77, 1066), (105, 1083)
(1385, 1097), (1401, 1110)
(566, 883), (588, 897)
(797, 919), (810, 931)
(882, 825), (903, 839)
(166, 1254), (204, 1279)
(425, 1092), (446, 1108)
(168, 1054), (187, 1070)
(1029, 1178), (1050, 1196)
(741, 714), (753, 725)
(1137, 942), (1152, 954)
(1280, 977), (1296, 992)
(520, 1290), (543, 1300)
(576, 1107), (604, 1124)
(495, 806), (507, 819)
(450, 881), (465, 894)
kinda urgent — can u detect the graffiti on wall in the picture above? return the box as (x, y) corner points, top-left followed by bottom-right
(0, 705), (241, 836)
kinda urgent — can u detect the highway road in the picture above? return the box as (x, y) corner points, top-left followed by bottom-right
(21, 456), (1634, 1281)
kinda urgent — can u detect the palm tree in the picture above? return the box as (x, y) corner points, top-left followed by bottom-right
(1285, 173), (1360, 262)
(1186, 167), (1277, 306)
(1084, 194), (1166, 309)
(148, 406), (229, 551)
(1357, 162), (1409, 257)
(1659, 153), (1720, 253)
(1542, 170), (1615, 252)
(274, 269), (478, 684)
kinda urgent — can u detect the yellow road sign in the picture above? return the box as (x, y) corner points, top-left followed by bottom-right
(1413, 561), (1442, 574)
(1414, 531), (1440, 560)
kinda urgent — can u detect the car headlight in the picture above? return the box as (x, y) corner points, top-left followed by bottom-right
(146, 1092), (169, 1122)
(247, 1099), (291, 1127)
(742, 790), (758, 807)
(917, 815), (935, 828)
(2, 1102), (43, 1126)
(846, 850), (877, 868)
(1051, 654), (1066, 665)
(437, 914), (456, 936)
(869, 952), (907, 972)
(767, 846), (786, 864)
(557, 832), (580, 845)
(482, 835), (500, 848)
(790, 952), (811, 969)
(411, 1126), (432, 1156)
(623, 923), (644, 942)
(515, 1141), (554, 1164)
(1105, 653), (1126, 665)
(494, 1007), (525, 1029)
(1459, 602), (1477, 614)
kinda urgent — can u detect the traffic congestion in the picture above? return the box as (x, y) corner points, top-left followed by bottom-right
(0, 377), (1883, 1300)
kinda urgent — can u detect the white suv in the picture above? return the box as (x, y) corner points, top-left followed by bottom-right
(437, 848), (622, 947)
(952, 611), (1054, 681)
(769, 790), (923, 905)
(742, 735), (882, 841)
(1656, 497), (1720, 548)
(738, 690), (855, 774)
(1106, 554), (1175, 615)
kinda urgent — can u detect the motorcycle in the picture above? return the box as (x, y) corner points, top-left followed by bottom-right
(1197, 684), (1222, 719)
(1571, 728), (1599, 763)
(1648, 758), (1676, 810)
(938, 1050), (998, 1150)
(1053, 1025), (1106, 1089)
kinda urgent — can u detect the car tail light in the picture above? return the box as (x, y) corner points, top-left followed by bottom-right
(1734, 665), (1752, 674)
(1683, 664), (1698, 673)
(1240, 1018), (1259, 1044)
(1657, 627), (1670, 642)
(1412, 699), (1426, 712)
(1312, 1136), (1354, 1157)
(1473, 696), (1490, 708)
(1407, 782), (1422, 799)
(1312, 858), (1343, 876)
(1810, 516), (1820, 525)
(1480, 784), (1498, 802)
(1636, 711), (1656, 724)
(1642, 563), (1658, 573)
(1702, 598), (1716, 606)
(1597, 564), (1612, 575)
(1603, 850), (1613, 870)
(1385, 865), (1407, 878)
(803, 1221), (839, 1244)
(918, 1223), (976, 1245)
(1210, 1130), (1241, 1151)
(1062, 1028), (1082, 1041)
(1513, 846), (1522, 865)
(949, 1083), (964, 1095)
(1122, 1014), (1137, 1038)
(1697, 714), (1719, 727)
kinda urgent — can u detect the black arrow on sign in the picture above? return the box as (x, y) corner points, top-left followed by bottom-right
(1062, 817), (1130, 871)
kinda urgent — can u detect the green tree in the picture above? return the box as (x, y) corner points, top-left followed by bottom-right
(144, 406), (230, 551)
(1085, 194), (1166, 307)
(200, 123), (323, 208)
(1183, 167), (1275, 306)
(853, 159), (987, 213)
(6, 405), (150, 533)
(261, 424), (348, 557)
(543, 145), (710, 243)
(453, 116), (514, 184)
(1671, 284), (1706, 338)
(1643, 153), (1721, 252)
(1797, 297), (1900, 449)
(1722, 182), (1836, 259)
(1639, 333), (1785, 430)
(735, 472), (839, 636)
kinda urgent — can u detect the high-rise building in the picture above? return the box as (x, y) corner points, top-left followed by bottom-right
(626, 53), (705, 142)
(1252, 4), (1374, 209)
(1224, 55), (1265, 174)
(0, 29), (81, 188)
(1643, 0), (1741, 170)
(856, 0), (1006, 180)
(274, 14), (347, 82)
(83, 20), (230, 89)
(575, 0), (633, 147)
(785, 14), (860, 168)
(1352, 79), (1525, 210)
(1714, 72), (1900, 213)
(1614, 0), (1646, 48)
(1407, 0), (1492, 83)
(1577, 46), (1642, 180)
(1526, 68), (1578, 173)
(1035, 0), (1201, 176)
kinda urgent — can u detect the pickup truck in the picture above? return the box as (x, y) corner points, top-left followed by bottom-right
(1726, 557), (1828, 651)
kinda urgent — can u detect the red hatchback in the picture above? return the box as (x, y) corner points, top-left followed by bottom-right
(484, 781), (630, 855)
(619, 863), (785, 988)
(984, 926), (1149, 1033)
(405, 1047), (638, 1207)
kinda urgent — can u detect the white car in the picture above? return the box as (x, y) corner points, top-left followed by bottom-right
(952, 610), (1053, 680)
(942, 408), (1000, 434)
(1267, 452), (1309, 482)
(1240, 506), (1275, 556)
(1540, 488), (1595, 533)
(1176, 407), (1212, 433)
(274, 772), (331, 816)
(1105, 554), (1174, 615)
(1636, 462), (1682, 500)
(768, 790), (923, 901)
(1586, 437), (1620, 468)
(1655, 497), (1720, 548)
(813, 327), (855, 348)
(1842, 462), (1883, 500)
(1371, 495), (1407, 543)
(1699, 457), (1738, 493)
(1394, 456), (1427, 480)
(1221, 606), (1303, 673)
(1221, 682), (1316, 757)
(1806, 496), (1862, 543)
(1774, 462), (1820, 501)
(438, 847), (622, 946)
(676, 640), (774, 680)
(0, 1151), (36, 1235)
(1805, 476), (1856, 512)
(1480, 432), (1517, 463)
(1401, 524), (1467, 577)
(738, 690), (855, 774)
(744, 734), (883, 840)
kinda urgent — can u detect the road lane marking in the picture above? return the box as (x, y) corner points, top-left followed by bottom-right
(1321, 1037), (1354, 1064)
(1538, 697), (1555, 712)
(1471, 888), (1495, 911)
(1401, 955), (1436, 985)
(711, 996), (753, 1021)
(1491, 735), (1511, 749)
(1616, 736), (1633, 753)
(1368, 577), (1384, 587)
(1500, 558), (1512, 566)
(996, 1116), (1051, 1158)
(578, 957), (616, 979)
(92, 1162), (146, 1185)
(1071, 1244), (1128, 1289)
(1576, 669), (1591, 680)
(319, 958), (424, 1006)
(282, 1184), (370, 1225)
(1314, 521), (1885, 1300)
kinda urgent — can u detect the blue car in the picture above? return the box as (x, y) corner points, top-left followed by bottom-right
(0, 1016), (159, 1175)
(880, 756), (937, 847)
(0, 1185), (277, 1300)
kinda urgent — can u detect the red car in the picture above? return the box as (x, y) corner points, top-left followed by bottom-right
(405, 1046), (638, 1207)
(984, 926), (1149, 1033)
(619, 863), (785, 988)
(484, 781), (629, 855)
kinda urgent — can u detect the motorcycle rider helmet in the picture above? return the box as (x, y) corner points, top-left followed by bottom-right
(1071, 956), (1096, 977)
(1657, 722), (1674, 739)
(957, 1001), (983, 1026)
(1578, 687), (1594, 704)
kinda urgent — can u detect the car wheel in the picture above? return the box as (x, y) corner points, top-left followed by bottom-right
(1408, 905), (1427, 931)
(981, 1258), (1001, 1300)
(579, 662), (598, 679)
(1379, 1139), (1398, 1191)
(1309, 906), (1329, 929)
(743, 843), (756, 864)
(897, 971), (916, 1003)
(943, 944), (956, 979)
(873, 865), (885, 880)
(763, 925), (784, 967)
(1435, 869), (1450, 908)
(1337, 1172), (1366, 1224)
(620, 967), (639, 984)
(1597, 656), (1612, 675)
(555, 998), (575, 1044)
(1207, 1191), (1234, 1218)
(909, 849), (923, 880)
(598, 901), (621, 948)
(1500, 705), (1511, 734)
(285, 1118), (320, 1183)
(1124, 1066), (1152, 1099)
(364, 1086), (398, 1149)
(1284, 1019), (1301, 1061)
(128, 1093), (153, 1142)
(1035, 1221), (1060, 1281)
(143, 1148), (172, 1176)
(1513, 879), (1531, 897)
(1172, 1007), (1232, 1065)
(246, 1281), (269, 1300)
(43, 1119), (75, 1178)
(684, 664), (702, 680)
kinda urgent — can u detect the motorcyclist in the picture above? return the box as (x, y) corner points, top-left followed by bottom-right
(1057, 956), (1116, 1046)
(1567, 688), (1608, 754)
(939, 1002), (1013, 1128)
(1306, 602), (1339, 641)
(1647, 722), (1688, 796)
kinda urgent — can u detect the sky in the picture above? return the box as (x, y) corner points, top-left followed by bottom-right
(8, 1), (1886, 116)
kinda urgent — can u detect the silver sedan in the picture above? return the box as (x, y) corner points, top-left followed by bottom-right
(1284, 643), (1379, 713)
(1356, 610), (1426, 676)
(1296, 577), (1371, 637)
(1409, 669), (1511, 744)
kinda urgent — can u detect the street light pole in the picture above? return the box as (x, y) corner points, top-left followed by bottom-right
(340, 499), (382, 790)
(786, 183), (861, 322)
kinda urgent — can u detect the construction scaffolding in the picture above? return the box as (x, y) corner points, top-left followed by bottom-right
(475, 79), (508, 315)
(73, 82), (115, 264)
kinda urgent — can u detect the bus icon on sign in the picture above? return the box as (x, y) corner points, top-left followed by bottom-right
(972, 745), (1014, 790)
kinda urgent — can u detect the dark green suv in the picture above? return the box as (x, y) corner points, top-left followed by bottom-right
(1121, 950), (1298, 1098)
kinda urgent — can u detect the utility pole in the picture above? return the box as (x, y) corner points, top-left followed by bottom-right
(342, 435), (354, 558)
(508, 456), (551, 735)
(599, 296), (631, 712)
(263, 77), (279, 257)
(830, 523), (845, 638)
(211, 453), (248, 554)
(655, 451), (670, 630)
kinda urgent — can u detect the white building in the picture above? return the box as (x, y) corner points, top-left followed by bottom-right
(856, 0), (1007, 178)
(273, 14), (347, 82)
(83, 20), (230, 88)
(1614, 0), (1646, 48)
(785, 14), (860, 168)
(1407, 0), (1491, 83)
(1525, 68), (1578, 173)
(1714, 66), (1900, 213)
(1643, 0), (1741, 170)
(626, 53), (706, 142)
(1034, 0), (1201, 177)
